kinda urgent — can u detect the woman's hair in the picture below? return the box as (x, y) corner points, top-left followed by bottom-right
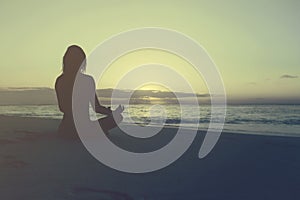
(62, 45), (86, 75)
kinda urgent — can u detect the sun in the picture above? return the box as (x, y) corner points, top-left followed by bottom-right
(137, 83), (170, 91)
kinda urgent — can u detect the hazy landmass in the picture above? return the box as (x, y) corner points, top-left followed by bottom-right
(0, 87), (299, 105)
(0, 87), (210, 105)
(0, 87), (57, 105)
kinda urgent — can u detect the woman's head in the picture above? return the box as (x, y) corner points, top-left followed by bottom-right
(63, 45), (86, 75)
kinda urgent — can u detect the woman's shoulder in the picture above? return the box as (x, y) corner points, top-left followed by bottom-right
(55, 73), (95, 87)
(55, 74), (63, 80)
(55, 74), (64, 87)
(80, 74), (95, 83)
(76, 74), (96, 89)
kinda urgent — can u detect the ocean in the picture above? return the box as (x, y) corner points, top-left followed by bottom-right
(0, 104), (299, 137)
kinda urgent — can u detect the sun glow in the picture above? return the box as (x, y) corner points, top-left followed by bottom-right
(138, 84), (170, 92)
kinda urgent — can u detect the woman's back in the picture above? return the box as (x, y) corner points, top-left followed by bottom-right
(56, 73), (95, 115)
(55, 74), (74, 115)
(55, 73), (94, 138)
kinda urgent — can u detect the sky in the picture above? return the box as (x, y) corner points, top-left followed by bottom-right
(0, 0), (299, 102)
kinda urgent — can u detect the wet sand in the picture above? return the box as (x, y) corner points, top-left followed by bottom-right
(0, 115), (300, 199)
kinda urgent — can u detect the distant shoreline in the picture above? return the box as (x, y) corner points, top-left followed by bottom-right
(1, 103), (300, 106)
(0, 87), (299, 105)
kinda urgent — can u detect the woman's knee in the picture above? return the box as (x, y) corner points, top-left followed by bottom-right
(114, 113), (123, 124)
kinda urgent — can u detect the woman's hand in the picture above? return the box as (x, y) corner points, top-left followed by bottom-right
(113, 105), (124, 114)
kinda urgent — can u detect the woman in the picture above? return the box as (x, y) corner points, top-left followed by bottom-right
(55, 45), (124, 138)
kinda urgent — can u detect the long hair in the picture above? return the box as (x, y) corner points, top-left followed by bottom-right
(62, 45), (86, 76)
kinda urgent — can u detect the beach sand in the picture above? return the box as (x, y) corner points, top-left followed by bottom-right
(0, 115), (300, 200)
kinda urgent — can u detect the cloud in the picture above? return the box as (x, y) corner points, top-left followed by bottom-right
(280, 74), (298, 79)
(247, 82), (257, 85)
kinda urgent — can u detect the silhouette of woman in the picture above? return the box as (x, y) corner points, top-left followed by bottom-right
(55, 45), (124, 138)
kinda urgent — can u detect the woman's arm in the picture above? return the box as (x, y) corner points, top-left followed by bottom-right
(93, 94), (112, 115)
(88, 76), (112, 115)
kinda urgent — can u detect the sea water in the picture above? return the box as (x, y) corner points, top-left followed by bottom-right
(0, 104), (299, 137)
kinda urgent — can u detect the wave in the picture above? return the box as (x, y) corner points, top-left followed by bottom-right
(0, 104), (299, 136)
(226, 118), (300, 125)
